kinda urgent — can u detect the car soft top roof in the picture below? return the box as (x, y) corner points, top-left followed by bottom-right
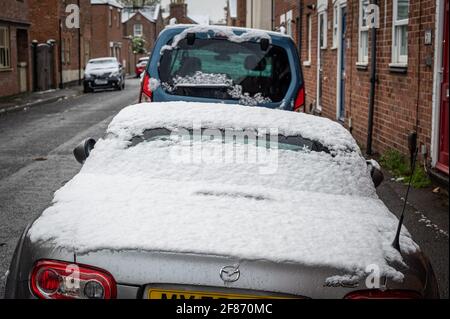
(107, 102), (359, 153)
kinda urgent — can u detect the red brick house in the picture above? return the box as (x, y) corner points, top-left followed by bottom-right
(274, 0), (449, 180)
(164, 0), (198, 25)
(0, 0), (31, 98)
(122, 5), (163, 73)
(28, 0), (92, 90)
(90, 0), (124, 64)
(226, 0), (247, 27)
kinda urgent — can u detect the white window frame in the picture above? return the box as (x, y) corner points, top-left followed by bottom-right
(134, 24), (143, 37)
(109, 6), (113, 27)
(303, 14), (312, 66)
(391, 0), (409, 65)
(332, 1), (339, 48)
(357, 0), (369, 64)
(318, 11), (327, 49)
(0, 26), (11, 69)
(286, 10), (293, 36)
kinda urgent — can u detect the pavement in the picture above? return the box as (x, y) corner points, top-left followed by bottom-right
(0, 81), (448, 298)
(0, 86), (83, 115)
(376, 170), (449, 298)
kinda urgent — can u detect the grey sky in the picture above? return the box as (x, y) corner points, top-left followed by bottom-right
(160, 0), (228, 23)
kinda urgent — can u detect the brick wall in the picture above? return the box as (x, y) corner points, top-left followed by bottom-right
(275, 0), (438, 165)
(90, 4), (124, 62)
(0, 0), (31, 98)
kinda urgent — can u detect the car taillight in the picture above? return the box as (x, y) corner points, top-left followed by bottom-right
(344, 289), (423, 299)
(140, 72), (152, 103)
(294, 85), (305, 112)
(30, 260), (117, 299)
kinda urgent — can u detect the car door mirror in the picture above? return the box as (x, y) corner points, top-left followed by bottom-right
(367, 160), (384, 188)
(73, 138), (96, 164)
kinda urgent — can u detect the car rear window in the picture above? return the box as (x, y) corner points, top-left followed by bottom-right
(159, 38), (292, 104)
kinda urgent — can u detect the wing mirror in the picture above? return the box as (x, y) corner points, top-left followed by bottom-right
(73, 138), (96, 164)
(367, 160), (384, 188)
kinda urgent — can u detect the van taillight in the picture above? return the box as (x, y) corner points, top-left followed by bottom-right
(344, 290), (423, 299)
(30, 260), (117, 299)
(294, 85), (305, 112)
(140, 72), (153, 103)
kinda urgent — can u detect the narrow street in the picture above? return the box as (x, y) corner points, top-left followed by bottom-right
(0, 78), (140, 297)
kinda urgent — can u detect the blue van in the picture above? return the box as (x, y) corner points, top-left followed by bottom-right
(140, 25), (305, 112)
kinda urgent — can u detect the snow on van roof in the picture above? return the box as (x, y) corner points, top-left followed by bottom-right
(164, 24), (292, 40)
(107, 102), (358, 152)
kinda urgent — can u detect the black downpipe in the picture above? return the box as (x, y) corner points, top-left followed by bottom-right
(298, 0), (303, 53)
(78, 0), (82, 85)
(366, 0), (378, 155)
(31, 41), (38, 92)
(58, 19), (63, 89)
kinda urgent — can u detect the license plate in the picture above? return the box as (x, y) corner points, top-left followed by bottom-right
(94, 79), (108, 85)
(147, 289), (274, 300)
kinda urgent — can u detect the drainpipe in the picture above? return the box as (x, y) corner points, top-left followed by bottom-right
(298, 0), (303, 52)
(31, 40), (38, 92)
(58, 19), (64, 89)
(366, 0), (378, 155)
(78, 0), (82, 85)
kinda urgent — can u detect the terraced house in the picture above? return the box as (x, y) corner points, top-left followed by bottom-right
(272, 0), (448, 184)
(0, 0), (31, 98)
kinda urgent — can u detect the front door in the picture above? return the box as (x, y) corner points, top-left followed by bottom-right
(437, 0), (449, 174)
(338, 6), (347, 121)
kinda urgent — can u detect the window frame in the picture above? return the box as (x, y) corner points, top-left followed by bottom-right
(391, 0), (409, 65)
(357, 0), (369, 64)
(318, 11), (327, 50)
(303, 14), (312, 66)
(134, 23), (143, 37)
(332, 2), (339, 48)
(0, 25), (11, 69)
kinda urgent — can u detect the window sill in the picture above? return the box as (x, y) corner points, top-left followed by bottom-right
(330, 46), (337, 50)
(356, 62), (368, 71)
(0, 68), (13, 72)
(389, 63), (408, 74)
(303, 61), (311, 67)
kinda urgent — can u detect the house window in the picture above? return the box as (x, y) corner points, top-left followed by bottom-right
(358, 0), (369, 64)
(392, 0), (409, 64)
(318, 11), (327, 49)
(109, 7), (112, 27)
(134, 24), (143, 37)
(117, 9), (121, 27)
(332, 2), (339, 48)
(304, 14), (312, 65)
(0, 26), (11, 69)
(286, 10), (293, 36)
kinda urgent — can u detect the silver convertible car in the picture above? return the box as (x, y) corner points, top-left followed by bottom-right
(5, 102), (439, 299)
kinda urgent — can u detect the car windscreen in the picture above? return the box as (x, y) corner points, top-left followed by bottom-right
(130, 128), (329, 154)
(89, 59), (116, 64)
(159, 38), (292, 104)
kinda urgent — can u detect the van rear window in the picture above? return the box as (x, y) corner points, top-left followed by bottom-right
(159, 38), (291, 104)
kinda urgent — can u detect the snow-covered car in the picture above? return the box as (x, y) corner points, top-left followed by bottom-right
(83, 57), (125, 93)
(135, 57), (149, 78)
(5, 102), (439, 299)
(140, 25), (305, 111)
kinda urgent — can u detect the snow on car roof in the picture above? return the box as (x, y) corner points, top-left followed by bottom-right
(107, 102), (358, 152)
(28, 102), (418, 282)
